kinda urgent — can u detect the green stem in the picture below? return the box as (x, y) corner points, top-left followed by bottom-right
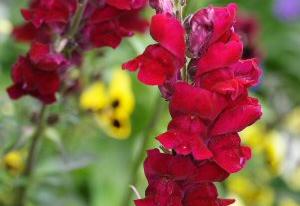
(122, 95), (164, 206)
(67, 0), (88, 39)
(15, 104), (47, 206)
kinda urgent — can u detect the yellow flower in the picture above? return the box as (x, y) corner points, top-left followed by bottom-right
(80, 69), (135, 139)
(80, 82), (107, 112)
(96, 112), (131, 140)
(108, 69), (135, 119)
(2, 151), (24, 175)
(227, 175), (274, 206)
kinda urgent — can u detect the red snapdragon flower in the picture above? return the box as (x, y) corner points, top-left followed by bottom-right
(196, 59), (262, 100)
(7, 56), (60, 104)
(9, 0), (149, 104)
(150, 0), (175, 15)
(12, 22), (52, 43)
(157, 82), (261, 172)
(7, 42), (67, 104)
(135, 149), (231, 206)
(123, 14), (185, 85)
(106, 0), (147, 10)
(185, 3), (237, 58)
(84, 5), (148, 49)
(21, 0), (77, 29)
(123, 3), (263, 206)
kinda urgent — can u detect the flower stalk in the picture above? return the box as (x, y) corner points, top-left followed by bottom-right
(122, 2), (263, 206)
(15, 104), (47, 206)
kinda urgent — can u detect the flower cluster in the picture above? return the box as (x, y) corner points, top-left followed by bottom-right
(80, 69), (135, 139)
(8, 0), (148, 104)
(123, 2), (262, 206)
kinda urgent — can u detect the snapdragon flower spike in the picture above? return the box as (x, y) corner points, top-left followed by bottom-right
(123, 14), (185, 85)
(124, 2), (263, 206)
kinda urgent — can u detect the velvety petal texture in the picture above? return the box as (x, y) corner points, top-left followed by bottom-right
(21, 0), (77, 28)
(209, 133), (252, 173)
(123, 45), (182, 85)
(7, 56), (60, 104)
(170, 82), (227, 121)
(85, 6), (148, 49)
(211, 97), (262, 136)
(123, 13), (185, 86)
(150, 14), (186, 62)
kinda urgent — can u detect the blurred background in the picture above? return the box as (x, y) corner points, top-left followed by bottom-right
(1, 0), (300, 205)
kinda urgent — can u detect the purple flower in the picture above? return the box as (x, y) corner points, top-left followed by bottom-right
(274, 0), (300, 21)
